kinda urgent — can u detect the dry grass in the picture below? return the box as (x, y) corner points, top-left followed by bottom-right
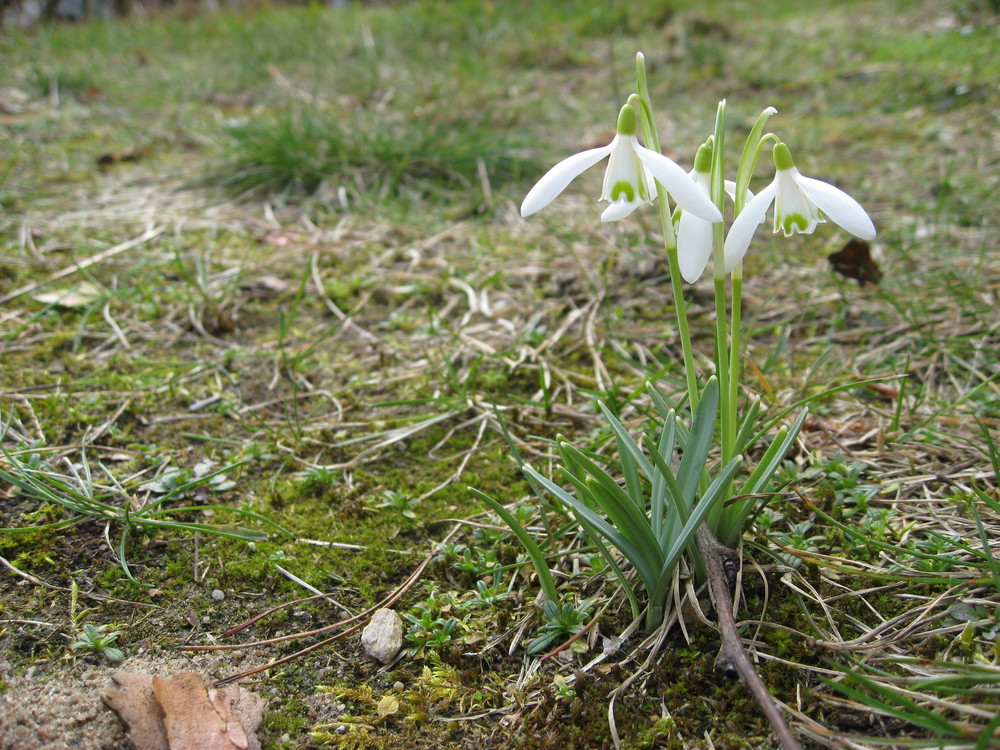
(1, 0), (999, 748)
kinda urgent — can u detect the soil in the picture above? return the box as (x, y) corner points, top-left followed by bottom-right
(0, 651), (308, 750)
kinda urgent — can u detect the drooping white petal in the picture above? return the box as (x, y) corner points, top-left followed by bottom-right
(634, 145), (722, 222)
(677, 209), (714, 282)
(520, 142), (615, 217)
(794, 174), (876, 240)
(724, 181), (778, 273)
(773, 168), (824, 236)
(600, 134), (653, 206)
(723, 179), (757, 209)
(672, 170), (714, 282)
(601, 200), (645, 222)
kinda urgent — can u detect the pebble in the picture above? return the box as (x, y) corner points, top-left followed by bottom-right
(211, 589), (225, 600)
(360, 608), (403, 665)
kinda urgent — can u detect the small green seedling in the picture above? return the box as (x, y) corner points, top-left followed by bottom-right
(70, 623), (124, 663)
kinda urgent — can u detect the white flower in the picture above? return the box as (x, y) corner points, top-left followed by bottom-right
(674, 144), (755, 283)
(724, 142), (876, 273)
(520, 104), (722, 225)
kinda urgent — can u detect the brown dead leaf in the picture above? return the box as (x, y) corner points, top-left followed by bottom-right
(104, 671), (265, 750)
(828, 239), (882, 285)
(96, 146), (152, 170)
(376, 694), (399, 717)
(103, 672), (168, 750)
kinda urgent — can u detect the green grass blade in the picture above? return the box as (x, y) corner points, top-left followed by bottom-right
(975, 710), (1000, 750)
(971, 503), (1000, 593)
(750, 374), (905, 445)
(488, 397), (556, 548)
(822, 668), (961, 737)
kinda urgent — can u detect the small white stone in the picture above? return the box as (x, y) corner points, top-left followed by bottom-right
(360, 608), (403, 665)
(211, 589), (225, 601)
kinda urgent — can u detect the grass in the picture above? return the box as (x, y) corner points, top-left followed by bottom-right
(1, 0), (999, 748)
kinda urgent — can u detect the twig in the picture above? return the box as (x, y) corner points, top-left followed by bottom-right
(695, 525), (803, 750)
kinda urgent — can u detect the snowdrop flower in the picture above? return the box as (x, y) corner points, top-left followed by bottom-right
(521, 104), (722, 225)
(724, 142), (876, 273)
(675, 143), (755, 283)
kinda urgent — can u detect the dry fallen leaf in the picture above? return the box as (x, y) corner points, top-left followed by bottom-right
(104, 671), (265, 750)
(376, 695), (399, 717)
(32, 281), (103, 308)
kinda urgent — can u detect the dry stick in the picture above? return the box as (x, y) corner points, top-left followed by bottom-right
(695, 525), (803, 750)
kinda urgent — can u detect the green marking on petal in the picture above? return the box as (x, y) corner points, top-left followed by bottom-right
(616, 105), (637, 136)
(782, 213), (809, 233)
(772, 142), (795, 171)
(611, 180), (636, 202)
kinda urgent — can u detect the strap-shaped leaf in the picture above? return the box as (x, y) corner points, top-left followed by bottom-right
(733, 393), (762, 456)
(643, 433), (688, 549)
(652, 455), (744, 597)
(599, 401), (652, 509)
(470, 487), (560, 604)
(557, 442), (662, 563)
(523, 466), (660, 591)
(555, 462), (663, 582)
(581, 475), (664, 573)
(573, 514), (643, 621)
(676, 378), (719, 503)
(599, 401), (654, 482)
(742, 409), (807, 497)
(648, 411), (677, 538)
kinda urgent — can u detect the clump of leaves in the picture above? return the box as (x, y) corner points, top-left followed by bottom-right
(70, 623), (124, 663)
(528, 598), (594, 655)
(139, 458), (237, 497)
(369, 489), (420, 519)
(213, 104), (533, 203)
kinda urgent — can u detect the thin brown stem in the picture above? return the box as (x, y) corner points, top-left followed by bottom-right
(696, 525), (803, 750)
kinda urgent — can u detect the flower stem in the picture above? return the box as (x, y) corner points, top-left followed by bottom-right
(634, 55), (699, 409)
(727, 273), (742, 456)
(667, 245), (699, 408)
(709, 100), (734, 464)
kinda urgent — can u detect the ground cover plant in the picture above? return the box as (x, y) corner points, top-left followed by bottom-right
(1, 0), (998, 748)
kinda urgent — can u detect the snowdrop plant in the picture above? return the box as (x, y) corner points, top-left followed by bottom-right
(482, 52), (876, 631)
